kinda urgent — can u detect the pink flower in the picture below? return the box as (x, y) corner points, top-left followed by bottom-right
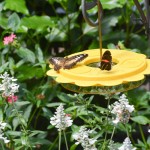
(3, 33), (16, 45)
(7, 95), (18, 103)
(65, 114), (71, 117)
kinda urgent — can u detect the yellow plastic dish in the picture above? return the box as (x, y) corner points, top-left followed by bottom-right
(47, 49), (150, 94)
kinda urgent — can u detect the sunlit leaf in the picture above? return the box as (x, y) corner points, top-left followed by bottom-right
(45, 27), (67, 42)
(70, 144), (78, 150)
(15, 101), (31, 106)
(16, 47), (36, 63)
(4, 0), (29, 15)
(23, 104), (33, 122)
(16, 65), (44, 80)
(101, 0), (123, 9)
(21, 16), (56, 30)
(8, 13), (20, 31)
(131, 116), (150, 125)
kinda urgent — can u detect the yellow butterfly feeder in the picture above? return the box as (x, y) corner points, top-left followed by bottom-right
(47, 0), (150, 95)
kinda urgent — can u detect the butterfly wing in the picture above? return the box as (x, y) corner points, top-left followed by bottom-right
(63, 54), (88, 69)
(49, 57), (65, 71)
(100, 50), (112, 71)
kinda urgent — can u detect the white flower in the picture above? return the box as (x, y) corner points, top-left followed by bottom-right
(72, 126), (97, 150)
(50, 104), (73, 131)
(118, 137), (136, 150)
(0, 72), (19, 97)
(0, 122), (6, 130)
(148, 129), (150, 133)
(109, 94), (134, 124)
(0, 121), (10, 143)
(108, 140), (118, 150)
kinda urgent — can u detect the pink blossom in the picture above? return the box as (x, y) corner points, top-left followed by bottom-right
(65, 114), (71, 117)
(7, 95), (18, 103)
(3, 33), (16, 45)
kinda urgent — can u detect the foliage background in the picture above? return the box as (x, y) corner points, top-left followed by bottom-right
(0, 0), (150, 149)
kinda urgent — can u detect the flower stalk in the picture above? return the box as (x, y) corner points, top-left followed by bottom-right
(50, 104), (73, 150)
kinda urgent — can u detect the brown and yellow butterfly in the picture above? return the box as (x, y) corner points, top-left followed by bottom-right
(49, 54), (88, 71)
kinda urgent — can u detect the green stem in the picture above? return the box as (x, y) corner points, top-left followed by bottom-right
(125, 124), (130, 138)
(110, 126), (116, 141)
(85, 99), (89, 116)
(63, 130), (69, 150)
(59, 131), (61, 150)
(48, 135), (59, 150)
(125, 124), (137, 146)
(101, 95), (111, 150)
(0, 141), (5, 150)
(12, 102), (32, 149)
(28, 107), (38, 127)
(12, 102), (26, 132)
(138, 124), (147, 145)
(34, 108), (42, 128)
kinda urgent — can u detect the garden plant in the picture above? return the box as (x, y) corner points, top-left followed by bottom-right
(0, 0), (150, 150)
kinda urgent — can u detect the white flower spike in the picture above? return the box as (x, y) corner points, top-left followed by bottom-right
(73, 126), (97, 150)
(109, 94), (135, 124)
(50, 104), (73, 131)
(118, 137), (136, 150)
(0, 72), (19, 97)
(0, 121), (10, 143)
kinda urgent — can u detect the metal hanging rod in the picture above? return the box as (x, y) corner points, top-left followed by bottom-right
(133, 0), (150, 38)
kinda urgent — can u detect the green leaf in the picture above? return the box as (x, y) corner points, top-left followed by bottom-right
(0, 108), (3, 121)
(20, 117), (27, 127)
(12, 117), (19, 130)
(23, 104), (33, 122)
(15, 101), (31, 106)
(21, 16), (56, 30)
(35, 45), (44, 63)
(8, 13), (20, 31)
(4, 0), (29, 15)
(17, 25), (28, 33)
(15, 60), (25, 69)
(65, 106), (79, 112)
(0, 62), (9, 73)
(16, 65), (44, 80)
(46, 102), (64, 107)
(101, 0), (123, 9)
(42, 107), (53, 118)
(93, 105), (108, 114)
(0, 2), (5, 11)
(0, 15), (7, 29)
(45, 27), (67, 42)
(6, 131), (22, 136)
(131, 116), (150, 125)
(48, 0), (67, 5)
(29, 130), (47, 137)
(8, 57), (15, 75)
(16, 47), (36, 63)
(35, 45), (46, 71)
(30, 137), (51, 145)
(107, 43), (116, 49)
(128, 89), (150, 107)
(70, 144), (78, 150)
(118, 0), (127, 5)
(57, 92), (72, 103)
(83, 24), (97, 35)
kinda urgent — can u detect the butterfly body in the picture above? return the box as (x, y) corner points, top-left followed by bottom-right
(100, 50), (112, 71)
(49, 54), (88, 71)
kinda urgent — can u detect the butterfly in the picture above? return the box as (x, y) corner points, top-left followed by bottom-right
(100, 50), (112, 71)
(49, 54), (88, 71)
